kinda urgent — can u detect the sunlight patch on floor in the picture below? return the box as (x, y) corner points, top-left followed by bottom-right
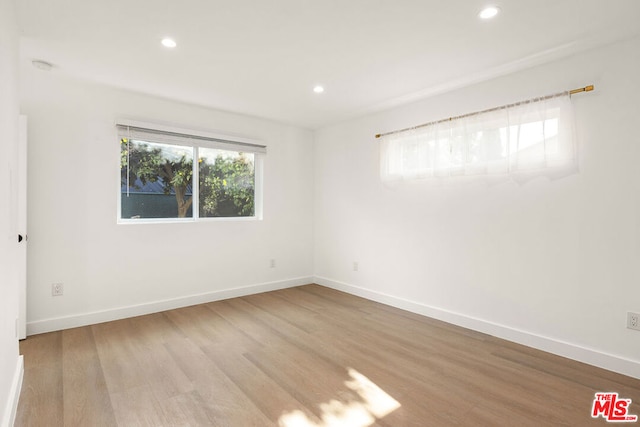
(278, 368), (401, 427)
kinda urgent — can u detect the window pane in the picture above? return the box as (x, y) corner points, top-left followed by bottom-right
(121, 139), (194, 219)
(198, 148), (255, 218)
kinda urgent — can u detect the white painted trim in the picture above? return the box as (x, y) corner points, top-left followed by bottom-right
(314, 276), (640, 380)
(1, 356), (23, 427)
(27, 277), (313, 335)
(18, 115), (27, 340)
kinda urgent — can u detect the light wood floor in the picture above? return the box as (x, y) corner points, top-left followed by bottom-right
(15, 284), (640, 426)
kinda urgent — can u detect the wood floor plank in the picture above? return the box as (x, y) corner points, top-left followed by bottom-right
(15, 332), (64, 427)
(162, 333), (275, 426)
(61, 327), (117, 427)
(164, 304), (260, 353)
(15, 284), (640, 426)
(201, 342), (315, 423)
(232, 293), (471, 425)
(90, 318), (151, 394)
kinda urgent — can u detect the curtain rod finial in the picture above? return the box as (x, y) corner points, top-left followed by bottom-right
(570, 84), (594, 95)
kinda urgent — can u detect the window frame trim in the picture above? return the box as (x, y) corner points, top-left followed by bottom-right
(116, 119), (265, 224)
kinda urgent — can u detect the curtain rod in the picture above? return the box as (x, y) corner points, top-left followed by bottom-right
(374, 85), (594, 139)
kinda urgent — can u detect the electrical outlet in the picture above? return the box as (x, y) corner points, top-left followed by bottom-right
(353, 261), (359, 272)
(627, 312), (640, 331)
(52, 283), (63, 296)
(270, 259), (276, 268)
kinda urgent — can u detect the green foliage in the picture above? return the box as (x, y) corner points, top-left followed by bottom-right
(199, 153), (255, 217)
(121, 139), (193, 217)
(121, 139), (192, 193)
(121, 138), (255, 218)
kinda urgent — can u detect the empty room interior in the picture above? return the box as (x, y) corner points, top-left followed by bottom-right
(2, 0), (640, 426)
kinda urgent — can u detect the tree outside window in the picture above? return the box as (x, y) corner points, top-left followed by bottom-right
(120, 139), (255, 220)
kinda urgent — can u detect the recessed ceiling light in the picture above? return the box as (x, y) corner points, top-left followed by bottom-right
(313, 85), (325, 94)
(161, 38), (177, 48)
(32, 60), (54, 71)
(479, 6), (500, 19)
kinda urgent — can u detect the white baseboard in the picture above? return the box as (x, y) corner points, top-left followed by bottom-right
(27, 277), (313, 336)
(1, 355), (23, 427)
(315, 276), (640, 380)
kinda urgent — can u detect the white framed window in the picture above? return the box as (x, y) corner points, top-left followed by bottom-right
(117, 121), (265, 223)
(380, 94), (576, 182)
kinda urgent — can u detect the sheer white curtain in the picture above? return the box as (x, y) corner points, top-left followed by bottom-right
(380, 94), (576, 183)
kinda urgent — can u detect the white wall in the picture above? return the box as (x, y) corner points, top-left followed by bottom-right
(20, 68), (314, 333)
(314, 36), (640, 378)
(16, 16), (640, 383)
(0, 0), (23, 425)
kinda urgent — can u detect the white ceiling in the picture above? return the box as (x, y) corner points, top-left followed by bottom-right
(17, 0), (640, 130)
